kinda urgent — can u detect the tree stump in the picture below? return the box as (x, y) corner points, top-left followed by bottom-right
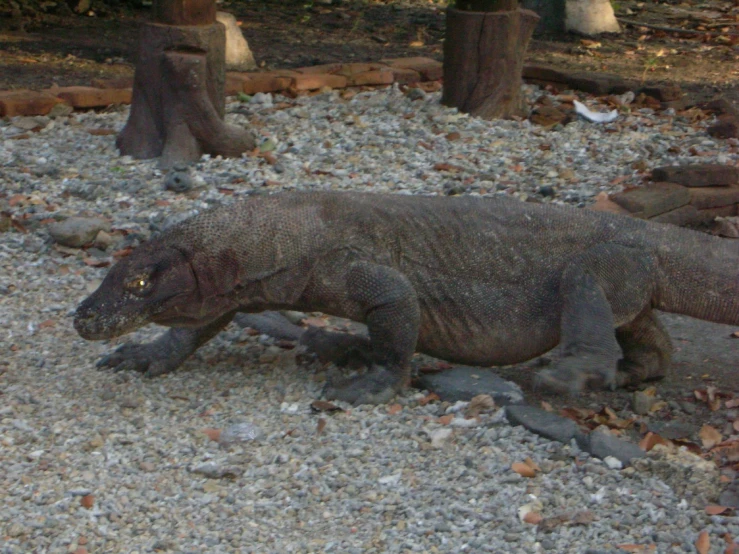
(117, 4), (255, 168)
(442, 6), (540, 120)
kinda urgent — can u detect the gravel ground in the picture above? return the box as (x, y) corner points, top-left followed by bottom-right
(1, 85), (738, 553)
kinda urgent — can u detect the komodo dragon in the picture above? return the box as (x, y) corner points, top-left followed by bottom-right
(74, 191), (739, 404)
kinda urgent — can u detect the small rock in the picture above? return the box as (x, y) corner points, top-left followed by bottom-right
(576, 430), (645, 466)
(191, 462), (244, 479)
(48, 102), (74, 118)
(530, 106), (568, 127)
(632, 389), (657, 415)
(12, 116), (49, 131)
(164, 166), (195, 193)
(505, 405), (580, 444)
(719, 489), (739, 509)
(429, 428), (453, 448)
(219, 422), (263, 446)
(93, 230), (115, 250)
(405, 88), (426, 101)
(417, 366), (524, 405)
(707, 117), (739, 140)
(603, 456), (623, 470)
(48, 217), (110, 248)
(251, 92), (273, 107)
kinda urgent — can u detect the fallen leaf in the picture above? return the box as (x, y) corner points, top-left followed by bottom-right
(700, 425), (723, 449)
(639, 432), (671, 452)
(511, 461), (537, 478)
(38, 319), (56, 329)
(316, 418), (326, 435)
(726, 397), (739, 409)
(524, 457), (541, 472)
(310, 400), (343, 413)
(731, 331), (739, 339)
(696, 530), (710, 554)
(418, 392), (440, 406)
(112, 247), (133, 259)
(706, 505), (731, 515)
(80, 495), (94, 509)
(387, 403), (403, 415)
(523, 511), (542, 524)
(438, 414), (454, 425)
(541, 401), (553, 412)
(87, 128), (116, 136)
(445, 131), (461, 141)
(433, 162), (463, 172)
(201, 428), (221, 442)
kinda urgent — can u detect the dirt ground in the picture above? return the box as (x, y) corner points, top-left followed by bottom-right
(0, 0), (737, 466)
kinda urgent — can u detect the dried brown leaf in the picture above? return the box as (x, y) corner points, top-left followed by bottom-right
(418, 392), (440, 406)
(696, 530), (710, 554)
(438, 414), (454, 426)
(523, 511), (543, 524)
(511, 461), (537, 478)
(310, 400), (343, 413)
(316, 418), (326, 435)
(201, 428), (221, 442)
(700, 425), (723, 449)
(387, 404), (403, 415)
(639, 432), (671, 452)
(706, 505), (731, 515)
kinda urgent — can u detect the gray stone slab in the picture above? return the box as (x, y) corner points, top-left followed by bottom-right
(610, 182), (690, 218)
(575, 430), (645, 466)
(417, 366), (525, 405)
(505, 405), (580, 443)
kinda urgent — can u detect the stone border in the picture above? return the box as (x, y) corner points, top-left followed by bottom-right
(0, 57), (445, 117)
(589, 164), (739, 238)
(4, 57), (735, 130)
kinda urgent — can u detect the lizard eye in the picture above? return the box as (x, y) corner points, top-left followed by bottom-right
(125, 273), (154, 296)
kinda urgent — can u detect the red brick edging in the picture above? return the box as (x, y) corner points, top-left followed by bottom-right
(0, 57), (444, 117)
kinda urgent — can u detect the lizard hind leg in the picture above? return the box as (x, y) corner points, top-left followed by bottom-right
(534, 243), (658, 395)
(615, 308), (672, 387)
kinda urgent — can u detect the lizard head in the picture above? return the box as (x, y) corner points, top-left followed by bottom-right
(74, 245), (199, 340)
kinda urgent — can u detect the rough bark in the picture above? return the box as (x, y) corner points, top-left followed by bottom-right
(442, 7), (540, 120)
(154, 0), (215, 25)
(117, 20), (254, 168)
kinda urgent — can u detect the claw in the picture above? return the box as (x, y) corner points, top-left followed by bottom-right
(533, 368), (584, 396)
(322, 365), (405, 406)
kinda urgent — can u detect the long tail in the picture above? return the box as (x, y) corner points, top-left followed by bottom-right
(653, 226), (739, 325)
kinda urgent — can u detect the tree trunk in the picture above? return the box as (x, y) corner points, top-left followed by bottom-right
(442, 6), (540, 120)
(521, 0), (566, 36)
(117, 0), (254, 169)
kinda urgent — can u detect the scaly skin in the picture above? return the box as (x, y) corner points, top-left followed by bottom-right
(74, 191), (739, 404)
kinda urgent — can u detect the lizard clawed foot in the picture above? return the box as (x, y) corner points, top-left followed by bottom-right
(323, 365), (406, 406)
(97, 343), (177, 378)
(533, 357), (616, 395)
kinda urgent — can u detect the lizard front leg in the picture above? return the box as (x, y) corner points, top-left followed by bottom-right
(535, 244), (658, 394)
(321, 262), (420, 405)
(97, 312), (236, 378)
